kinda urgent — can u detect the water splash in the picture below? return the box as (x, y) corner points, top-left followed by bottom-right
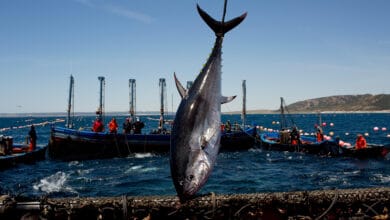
(33, 171), (76, 194)
(134, 153), (154, 158)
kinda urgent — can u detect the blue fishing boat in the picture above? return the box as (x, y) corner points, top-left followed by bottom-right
(48, 76), (258, 160)
(260, 131), (390, 158)
(259, 97), (342, 156)
(0, 137), (47, 169)
(48, 126), (170, 160)
(337, 143), (390, 159)
(48, 126), (258, 160)
(259, 131), (340, 155)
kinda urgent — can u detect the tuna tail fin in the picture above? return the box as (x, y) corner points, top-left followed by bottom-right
(197, 4), (247, 37)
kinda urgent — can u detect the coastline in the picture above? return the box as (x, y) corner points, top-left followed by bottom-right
(0, 110), (390, 118)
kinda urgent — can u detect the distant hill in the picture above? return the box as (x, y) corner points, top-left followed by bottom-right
(283, 94), (390, 113)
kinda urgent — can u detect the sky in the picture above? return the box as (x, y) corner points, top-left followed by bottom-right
(1, 0), (390, 114)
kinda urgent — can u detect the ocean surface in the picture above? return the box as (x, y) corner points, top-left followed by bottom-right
(0, 113), (389, 198)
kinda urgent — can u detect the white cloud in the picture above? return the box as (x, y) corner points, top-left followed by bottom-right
(74, 0), (153, 24)
(104, 4), (153, 24)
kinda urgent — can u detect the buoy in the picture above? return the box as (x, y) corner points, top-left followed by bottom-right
(364, 132), (369, 137)
(373, 127), (379, 131)
(322, 122), (327, 127)
(329, 131), (334, 136)
(272, 121), (276, 125)
(330, 123), (334, 127)
(387, 134), (390, 138)
(382, 127), (387, 131)
(345, 132), (349, 136)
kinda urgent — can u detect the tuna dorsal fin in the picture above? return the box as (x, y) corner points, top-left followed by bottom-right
(174, 72), (187, 98)
(197, 4), (247, 37)
(221, 95), (236, 104)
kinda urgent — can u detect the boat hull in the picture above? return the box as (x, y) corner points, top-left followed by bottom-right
(339, 144), (389, 159)
(48, 126), (258, 160)
(0, 144), (47, 169)
(260, 131), (389, 158)
(220, 127), (258, 151)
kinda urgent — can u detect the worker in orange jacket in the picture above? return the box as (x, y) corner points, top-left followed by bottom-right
(355, 134), (367, 149)
(108, 117), (118, 134)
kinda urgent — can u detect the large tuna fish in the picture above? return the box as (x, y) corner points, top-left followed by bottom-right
(170, 2), (247, 201)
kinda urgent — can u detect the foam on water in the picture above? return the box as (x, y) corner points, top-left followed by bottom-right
(133, 153), (154, 158)
(33, 171), (76, 194)
(125, 165), (160, 174)
(372, 174), (390, 183)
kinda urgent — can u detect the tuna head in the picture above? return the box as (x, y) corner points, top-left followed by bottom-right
(177, 149), (213, 199)
(171, 107), (221, 201)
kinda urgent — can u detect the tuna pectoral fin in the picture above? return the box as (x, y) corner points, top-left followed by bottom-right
(197, 4), (247, 36)
(174, 72), (187, 99)
(221, 95), (236, 104)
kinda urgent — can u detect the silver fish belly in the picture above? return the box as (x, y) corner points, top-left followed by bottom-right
(170, 3), (247, 201)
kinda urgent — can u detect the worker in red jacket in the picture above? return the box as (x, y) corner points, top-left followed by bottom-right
(92, 118), (104, 132)
(355, 134), (367, 149)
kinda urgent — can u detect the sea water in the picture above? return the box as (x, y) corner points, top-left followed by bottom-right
(0, 113), (389, 198)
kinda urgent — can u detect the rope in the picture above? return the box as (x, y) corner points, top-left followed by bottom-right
(363, 201), (380, 216)
(222, 0), (228, 24)
(122, 195), (128, 219)
(204, 192), (217, 219)
(315, 190), (338, 220)
(123, 133), (132, 155)
(234, 204), (251, 217)
(113, 134), (121, 156)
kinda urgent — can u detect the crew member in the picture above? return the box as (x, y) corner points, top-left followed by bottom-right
(108, 117), (118, 134)
(133, 117), (145, 134)
(316, 125), (324, 142)
(355, 134), (367, 149)
(225, 120), (232, 133)
(28, 125), (37, 151)
(92, 117), (104, 132)
(290, 126), (300, 145)
(158, 115), (164, 133)
(123, 117), (133, 134)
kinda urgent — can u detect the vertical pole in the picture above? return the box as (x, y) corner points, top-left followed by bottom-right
(318, 111), (322, 128)
(97, 76), (105, 124)
(66, 75), (74, 128)
(280, 97), (286, 130)
(159, 78), (166, 130)
(241, 80), (246, 129)
(129, 79), (136, 122)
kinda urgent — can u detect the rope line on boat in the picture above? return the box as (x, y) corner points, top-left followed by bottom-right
(113, 134), (121, 155)
(124, 133), (132, 155)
